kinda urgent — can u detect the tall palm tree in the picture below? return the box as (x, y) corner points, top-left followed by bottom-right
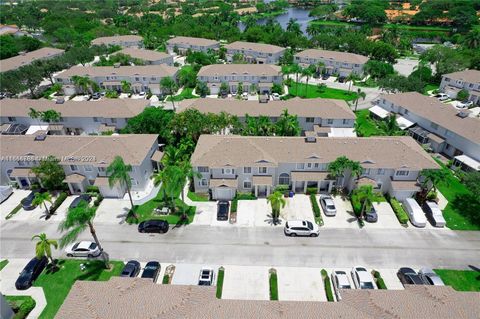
(121, 80), (132, 94)
(160, 77), (177, 110)
(378, 114), (404, 136)
(58, 201), (109, 268)
(290, 64), (302, 96)
(267, 191), (286, 225)
(161, 145), (185, 167)
(328, 156), (364, 190)
(32, 233), (58, 264)
(286, 18), (302, 37)
(354, 88), (366, 112)
(463, 29), (480, 49)
(356, 185), (374, 220)
(345, 73), (360, 92)
(301, 67), (314, 98)
(107, 156), (135, 213)
(152, 165), (185, 214)
(71, 75), (93, 94)
(276, 109), (301, 136)
(28, 108), (41, 124)
(32, 192), (52, 217)
(417, 169), (448, 204)
(316, 61), (325, 76)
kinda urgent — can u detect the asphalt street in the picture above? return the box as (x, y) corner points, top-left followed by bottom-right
(1, 220), (479, 270)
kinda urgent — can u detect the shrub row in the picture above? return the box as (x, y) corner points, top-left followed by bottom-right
(6, 296), (36, 319)
(389, 198), (409, 225)
(49, 192), (68, 214)
(373, 270), (387, 289)
(350, 192), (362, 217)
(269, 270), (279, 301)
(309, 194), (324, 226)
(216, 267), (225, 299)
(6, 203), (22, 220)
(236, 192), (257, 200)
(94, 195), (104, 207)
(230, 198), (238, 213)
(306, 187), (318, 195)
(321, 269), (334, 302)
(86, 186), (100, 193)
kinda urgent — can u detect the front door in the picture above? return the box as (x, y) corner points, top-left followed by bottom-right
(257, 185), (267, 197)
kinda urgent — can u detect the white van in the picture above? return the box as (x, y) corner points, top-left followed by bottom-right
(402, 198), (427, 227)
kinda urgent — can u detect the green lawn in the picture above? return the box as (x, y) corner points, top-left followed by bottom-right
(5, 296), (36, 319)
(423, 83), (439, 95)
(34, 259), (124, 319)
(269, 271), (279, 301)
(354, 110), (384, 137)
(187, 191), (209, 202)
(0, 259), (9, 271)
(167, 87), (196, 102)
(433, 269), (480, 291)
(288, 82), (358, 101)
(216, 267), (225, 299)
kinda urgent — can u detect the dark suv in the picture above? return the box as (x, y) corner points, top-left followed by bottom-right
(217, 201), (229, 221)
(15, 257), (48, 290)
(21, 189), (46, 210)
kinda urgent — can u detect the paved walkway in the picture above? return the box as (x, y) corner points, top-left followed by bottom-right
(0, 259), (47, 319)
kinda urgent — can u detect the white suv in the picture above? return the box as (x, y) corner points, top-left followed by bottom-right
(284, 220), (319, 237)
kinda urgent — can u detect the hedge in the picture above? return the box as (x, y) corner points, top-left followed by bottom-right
(93, 195), (104, 207)
(230, 198), (238, 213)
(321, 269), (334, 301)
(390, 198), (409, 225)
(269, 270), (279, 301)
(373, 270), (387, 289)
(309, 194), (324, 226)
(162, 274), (170, 284)
(216, 267), (225, 299)
(6, 204), (22, 220)
(49, 192), (68, 214)
(86, 185), (100, 193)
(236, 192), (257, 200)
(274, 185), (289, 194)
(350, 192), (362, 217)
(306, 187), (318, 195)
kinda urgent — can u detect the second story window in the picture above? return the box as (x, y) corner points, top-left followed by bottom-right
(306, 117), (314, 123)
(296, 163), (305, 170)
(70, 165), (78, 171)
(327, 119), (334, 125)
(244, 167), (252, 174)
(197, 166), (209, 173)
(430, 123), (439, 130)
(222, 168), (234, 175)
(395, 170), (409, 176)
(258, 167), (267, 174)
(8, 117), (16, 122)
(377, 168), (385, 175)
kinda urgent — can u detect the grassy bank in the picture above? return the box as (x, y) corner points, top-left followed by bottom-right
(288, 82), (357, 101)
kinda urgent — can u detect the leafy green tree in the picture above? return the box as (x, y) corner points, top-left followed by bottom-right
(355, 185), (374, 219)
(122, 107), (173, 143)
(58, 201), (109, 268)
(421, 46), (469, 80)
(195, 81), (210, 97)
(354, 88), (366, 112)
(377, 114), (404, 136)
(267, 191), (286, 225)
(462, 171), (480, 195)
(219, 82), (229, 96)
(121, 80), (131, 94)
(363, 60), (394, 80)
(178, 66), (197, 88)
(32, 233), (58, 264)
(72, 76), (94, 94)
(152, 165), (185, 214)
(463, 29), (480, 49)
(242, 115), (275, 136)
(32, 192), (53, 217)
(28, 108), (41, 124)
(107, 156), (135, 213)
(343, 1), (387, 25)
(160, 77), (178, 110)
(0, 35), (19, 59)
(456, 89), (469, 101)
(275, 109), (301, 136)
(18, 64), (43, 97)
(369, 42), (398, 64)
(31, 156), (65, 191)
(40, 110), (61, 123)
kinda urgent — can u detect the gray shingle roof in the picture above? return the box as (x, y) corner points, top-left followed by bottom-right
(166, 36), (219, 47)
(1, 47), (65, 72)
(295, 49), (369, 64)
(114, 48), (171, 62)
(56, 65), (179, 78)
(197, 64), (281, 77)
(91, 35), (142, 46)
(442, 69), (480, 84)
(225, 41), (285, 54)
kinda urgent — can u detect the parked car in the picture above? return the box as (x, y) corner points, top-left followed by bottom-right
(321, 74), (330, 80)
(271, 93), (280, 100)
(138, 220), (169, 233)
(319, 195), (336, 216)
(138, 91), (146, 97)
(0, 185), (13, 203)
(365, 206), (378, 223)
(120, 260), (141, 278)
(422, 201), (446, 227)
(65, 241), (101, 258)
(241, 92), (248, 100)
(69, 194), (92, 209)
(15, 257), (48, 290)
(198, 267), (215, 286)
(338, 76), (346, 83)
(141, 261), (160, 282)
(284, 220), (319, 237)
(351, 266), (375, 289)
(455, 100), (473, 109)
(397, 267), (426, 286)
(331, 270), (352, 300)
(91, 92), (101, 100)
(217, 201), (229, 221)
(418, 267), (445, 286)
(21, 189), (46, 211)
(403, 198), (427, 227)
(434, 93), (449, 101)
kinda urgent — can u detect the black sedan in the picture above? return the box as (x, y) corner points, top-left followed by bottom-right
(120, 260), (141, 278)
(141, 261), (161, 282)
(15, 257), (48, 290)
(217, 201), (229, 221)
(69, 194), (92, 209)
(138, 220), (169, 233)
(21, 189), (46, 211)
(397, 267), (426, 286)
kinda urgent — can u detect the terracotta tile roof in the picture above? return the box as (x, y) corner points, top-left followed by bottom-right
(1, 47), (65, 72)
(55, 277), (480, 319)
(295, 49), (369, 65)
(191, 135), (440, 170)
(166, 36), (219, 47)
(114, 48), (171, 62)
(178, 97), (355, 119)
(0, 98), (149, 118)
(380, 92), (480, 144)
(197, 64), (281, 77)
(442, 69), (480, 84)
(225, 41), (285, 54)
(57, 65), (179, 78)
(91, 35), (142, 46)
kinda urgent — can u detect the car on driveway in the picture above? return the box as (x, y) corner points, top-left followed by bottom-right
(91, 92), (101, 100)
(21, 189), (46, 211)
(15, 256), (48, 290)
(198, 267), (215, 286)
(241, 92), (248, 100)
(397, 267), (426, 286)
(65, 241), (101, 258)
(138, 220), (169, 233)
(422, 201), (446, 227)
(321, 74), (330, 80)
(271, 93), (280, 100)
(284, 220), (319, 237)
(141, 261), (160, 282)
(365, 206), (378, 223)
(331, 270), (352, 300)
(402, 198), (427, 227)
(217, 201), (229, 221)
(351, 266), (375, 289)
(69, 194), (92, 209)
(319, 195), (336, 216)
(434, 93), (449, 101)
(418, 267), (444, 286)
(120, 260), (141, 278)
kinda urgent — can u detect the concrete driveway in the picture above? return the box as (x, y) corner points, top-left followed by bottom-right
(222, 265), (269, 300)
(0, 189), (30, 219)
(280, 195), (315, 223)
(363, 202), (403, 230)
(171, 263), (219, 286)
(94, 199), (131, 224)
(321, 195), (359, 229)
(276, 267), (326, 301)
(48, 195), (76, 222)
(377, 268), (404, 290)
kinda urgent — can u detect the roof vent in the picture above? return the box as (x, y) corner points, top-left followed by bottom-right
(34, 134), (47, 141)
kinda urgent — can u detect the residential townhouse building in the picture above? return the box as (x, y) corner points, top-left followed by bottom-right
(177, 97), (355, 134)
(113, 48), (174, 66)
(0, 99), (149, 135)
(377, 92), (480, 171)
(294, 49), (369, 77)
(0, 134), (163, 198)
(91, 35), (143, 48)
(440, 69), (480, 105)
(197, 64), (282, 95)
(55, 65), (179, 96)
(190, 135), (439, 201)
(224, 41), (286, 64)
(1, 47), (65, 73)
(166, 36), (220, 55)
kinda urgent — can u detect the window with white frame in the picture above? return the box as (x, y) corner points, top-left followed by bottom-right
(243, 180), (252, 189)
(258, 167), (267, 174)
(98, 167), (106, 172)
(363, 168), (371, 175)
(70, 165), (78, 171)
(198, 166), (209, 173)
(395, 170), (409, 176)
(279, 173), (290, 185)
(377, 168), (385, 175)
(343, 119), (349, 124)
(306, 163), (312, 169)
(222, 168), (234, 175)
(306, 117), (314, 123)
(244, 167), (252, 174)
(296, 163), (305, 169)
(200, 178), (208, 186)
(314, 163), (320, 168)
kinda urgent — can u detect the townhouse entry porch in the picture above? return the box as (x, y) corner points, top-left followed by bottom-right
(291, 172), (335, 194)
(252, 175), (273, 197)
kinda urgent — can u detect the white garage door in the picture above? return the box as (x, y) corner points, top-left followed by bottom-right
(210, 85), (219, 95)
(214, 187), (234, 200)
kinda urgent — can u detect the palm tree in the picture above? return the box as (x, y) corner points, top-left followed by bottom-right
(290, 64), (302, 96)
(356, 185), (374, 220)
(71, 75), (93, 94)
(354, 88), (366, 112)
(121, 80), (131, 94)
(28, 108), (41, 124)
(152, 165), (185, 215)
(378, 114), (404, 136)
(345, 73), (360, 92)
(301, 66), (314, 98)
(106, 156), (135, 213)
(316, 61), (325, 76)
(32, 233), (58, 264)
(328, 156), (364, 191)
(161, 145), (185, 167)
(58, 201), (109, 268)
(417, 169), (448, 203)
(267, 191), (286, 225)
(32, 192), (52, 217)
(463, 29), (480, 49)
(276, 109), (301, 136)
(286, 18), (302, 37)
(281, 65), (292, 81)
(160, 77), (177, 110)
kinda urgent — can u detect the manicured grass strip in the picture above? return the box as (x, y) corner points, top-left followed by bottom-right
(167, 87), (196, 101)
(187, 191), (209, 202)
(372, 270), (387, 289)
(5, 296), (36, 319)
(423, 83), (439, 95)
(162, 274), (170, 284)
(354, 110), (384, 137)
(309, 194), (324, 226)
(269, 269), (278, 301)
(230, 198), (238, 213)
(6, 203), (22, 220)
(288, 82), (358, 101)
(389, 198), (409, 225)
(321, 269), (334, 302)
(34, 259), (124, 319)
(0, 259), (9, 271)
(216, 267), (225, 299)
(433, 269), (480, 292)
